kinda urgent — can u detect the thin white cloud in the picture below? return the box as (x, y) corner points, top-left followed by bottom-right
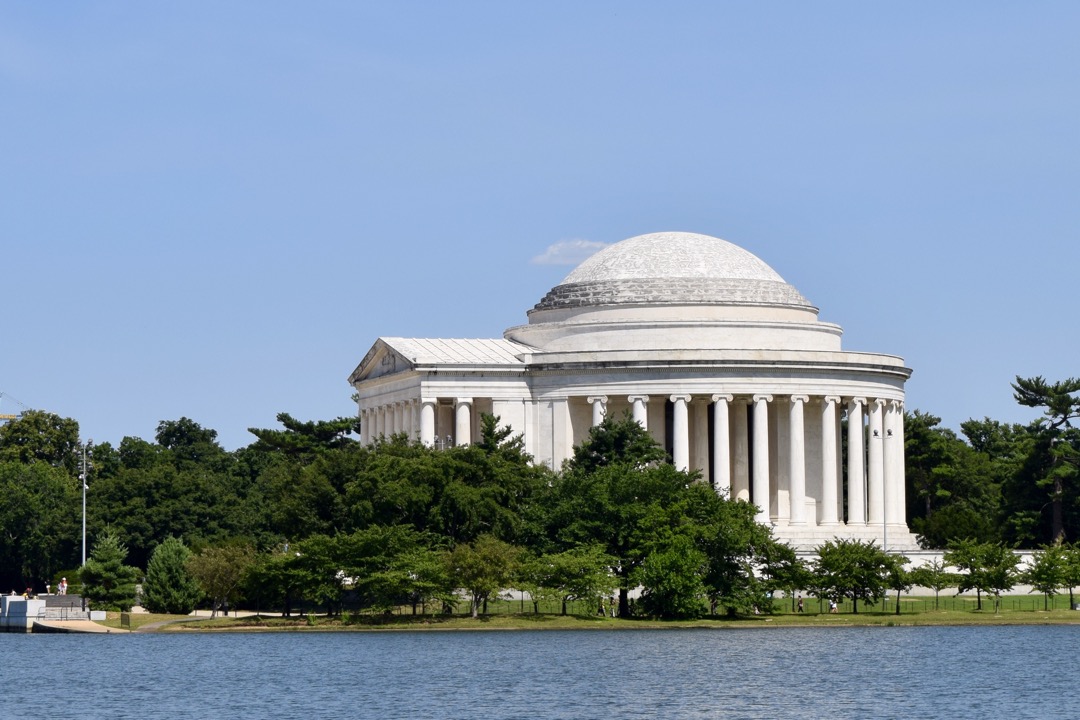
(531, 239), (609, 266)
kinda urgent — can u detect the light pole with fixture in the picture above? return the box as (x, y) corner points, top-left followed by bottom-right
(79, 440), (93, 566)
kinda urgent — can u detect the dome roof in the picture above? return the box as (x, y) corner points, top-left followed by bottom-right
(562, 231), (786, 285)
(531, 231), (811, 312)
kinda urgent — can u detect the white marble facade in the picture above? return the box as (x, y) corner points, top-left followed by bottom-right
(349, 232), (918, 551)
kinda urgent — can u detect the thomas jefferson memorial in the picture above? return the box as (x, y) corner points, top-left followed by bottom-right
(349, 232), (918, 550)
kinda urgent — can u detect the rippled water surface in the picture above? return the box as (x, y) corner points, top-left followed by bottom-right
(2, 626), (1077, 719)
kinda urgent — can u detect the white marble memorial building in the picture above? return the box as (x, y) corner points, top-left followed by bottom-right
(349, 231), (918, 550)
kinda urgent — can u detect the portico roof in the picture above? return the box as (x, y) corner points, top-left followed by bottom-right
(381, 337), (532, 366)
(348, 337), (532, 385)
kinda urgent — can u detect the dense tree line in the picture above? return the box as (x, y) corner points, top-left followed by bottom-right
(2, 373), (1080, 618)
(906, 375), (1080, 548)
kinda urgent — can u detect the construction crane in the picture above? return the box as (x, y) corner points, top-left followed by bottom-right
(0, 392), (30, 423)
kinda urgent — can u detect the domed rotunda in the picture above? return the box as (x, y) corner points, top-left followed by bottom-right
(349, 231), (917, 550)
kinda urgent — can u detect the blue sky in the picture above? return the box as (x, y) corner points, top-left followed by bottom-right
(3, 3), (1078, 449)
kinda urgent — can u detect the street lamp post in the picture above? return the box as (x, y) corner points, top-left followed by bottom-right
(80, 440), (92, 566)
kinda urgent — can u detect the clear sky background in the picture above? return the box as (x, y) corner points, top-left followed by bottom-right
(3, 3), (1078, 450)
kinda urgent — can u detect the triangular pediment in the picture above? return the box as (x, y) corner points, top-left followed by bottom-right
(348, 339), (416, 384)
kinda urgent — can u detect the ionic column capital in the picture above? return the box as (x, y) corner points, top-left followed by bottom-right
(670, 394), (692, 404)
(627, 394), (650, 403)
(790, 394), (809, 405)
(711, 394), (733, 403)
(455, 397), (473, 408)
(588, 395), (608, 426)
(823, 395), (842, 406)
(753, 394), (773, 404)
(849, 396), (867, 408)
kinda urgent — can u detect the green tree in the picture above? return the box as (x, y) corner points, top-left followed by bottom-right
(813, 539), (891, 613)
(1011, 376), (1080, 543)
(0, 410), (82, 475)
(677, 480), (776, 616)
(1024, 544), (1067, 611)
(907, 559), (956, 610)
(245, 546), (307, 617)
(187, 544), (256, 617)
(141, 536), (202, 614)
(79, 529), (140, 611)
(0, 461), (80, 591)
(341, 415), (547, 546)
(883, 554), (912, 615)
(519, 545), (617, 615)
(636, 534), (708, 619)
(1063, 544), (1080, 608)
(247, 413), (361, 463)
(545, 415), (690, 616)
(334, 526), (451, 615)
(906, 411), (1002, 547)
(758, 541), (813, 613)
(445, 534), (521, 618)
(155, 417), (230, 470)
(945, 539), (1021, 612)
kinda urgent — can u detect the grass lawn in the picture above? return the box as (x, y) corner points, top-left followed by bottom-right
(147, 604), (1080, 632)
(94, 593), (1080, 632)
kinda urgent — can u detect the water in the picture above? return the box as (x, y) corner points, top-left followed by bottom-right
(2, 626), (1076, 719)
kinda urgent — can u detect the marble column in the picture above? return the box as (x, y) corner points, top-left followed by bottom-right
(788, 395), (808, 525)
(711, 394), (732, 497)
(588, 396), (608, 427)
(671, 395), (691, 472)
(847, 398), (866, 525)
(375, 406), (385, 440)
(752, 394), (772, 523)
(420, 399), (436, 447)
(359, 409), (369, 445)
(732, 399), (750, 502)
(867, 399), (886, 527)
(885, 400), (905, 527)
(820, 396), (841, 526)
(455, 398), (473, 446)
(392, 402), (402, 436)
(629, 395), (649, 429)
(894, 401), (907, 528)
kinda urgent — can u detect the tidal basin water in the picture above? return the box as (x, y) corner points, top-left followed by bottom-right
(3, 625), (1077, 719)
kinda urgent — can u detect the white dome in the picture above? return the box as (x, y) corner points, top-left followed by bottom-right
(562, 231), (786, 285)
(531, 231), (811, 312)
(507, 230), (837, 354)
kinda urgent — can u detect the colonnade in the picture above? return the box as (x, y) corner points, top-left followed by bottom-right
(585, 393), (906, 530)
(360, 391), (906, 532)
(359, 397), (473, 448)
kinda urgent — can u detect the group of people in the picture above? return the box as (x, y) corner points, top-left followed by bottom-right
(794, 595), (838, 613)
(8, 578), (67, 599)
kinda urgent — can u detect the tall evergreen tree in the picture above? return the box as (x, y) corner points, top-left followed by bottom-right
(80, 529), (140, 611)
(142, 536), (202, 614)
(1011, 376), (1080, 543)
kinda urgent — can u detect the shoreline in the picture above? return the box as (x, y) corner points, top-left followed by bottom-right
(106, 608), (1080, 634)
